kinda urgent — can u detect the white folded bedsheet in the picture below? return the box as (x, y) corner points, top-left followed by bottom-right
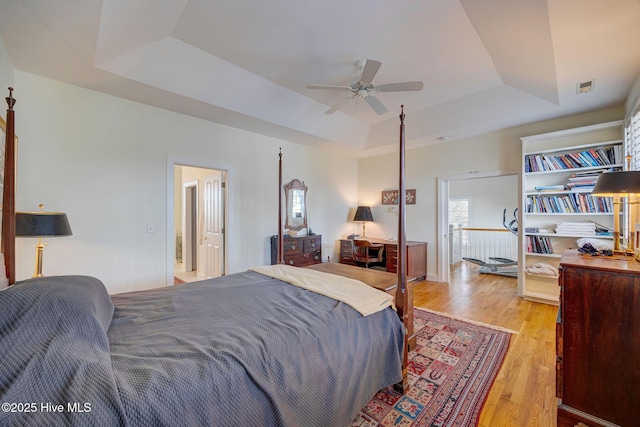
(249, 264), (395, 316)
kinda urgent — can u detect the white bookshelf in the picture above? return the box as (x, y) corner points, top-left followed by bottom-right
(520, 120), (624, 304)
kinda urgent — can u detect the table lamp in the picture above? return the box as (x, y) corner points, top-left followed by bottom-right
(16, 204), (72, 277)
(353, 206), (374, 238)
(592, 171), (640, 254)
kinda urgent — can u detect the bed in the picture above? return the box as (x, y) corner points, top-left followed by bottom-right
(0, 89), (413, 426)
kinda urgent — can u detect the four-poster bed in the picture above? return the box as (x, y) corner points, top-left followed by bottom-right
(0, 88), (414, 425)
(290, 106), (414, 392)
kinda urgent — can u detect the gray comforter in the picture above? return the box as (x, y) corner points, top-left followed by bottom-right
(0, 272), (403, 426)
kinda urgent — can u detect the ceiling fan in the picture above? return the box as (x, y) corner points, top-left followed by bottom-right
(307, 59), (423, 115)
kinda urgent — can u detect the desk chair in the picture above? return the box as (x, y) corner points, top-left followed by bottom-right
(352, 239), (385, 269)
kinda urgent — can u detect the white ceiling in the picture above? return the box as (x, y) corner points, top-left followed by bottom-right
(1, 0), (639, 156)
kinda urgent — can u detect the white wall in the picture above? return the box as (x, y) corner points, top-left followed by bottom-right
(449, 175), (518, 228)
(0, 35), (12, 90)
(357, 106), (624, 281)
(8, 71), (358, 294)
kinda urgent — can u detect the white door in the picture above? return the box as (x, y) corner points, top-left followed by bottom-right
(203, 171), (224, 278)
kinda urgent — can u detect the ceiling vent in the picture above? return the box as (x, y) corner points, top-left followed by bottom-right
(577, 80), (595, 94)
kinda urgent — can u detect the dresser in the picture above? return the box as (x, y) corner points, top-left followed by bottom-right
(557, 250), (640, 427)
(270, 235), (322, 267)
(339, 238), (427, 280)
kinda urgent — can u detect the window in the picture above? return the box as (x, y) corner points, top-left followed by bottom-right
(449, 197), (470, 263)
(625, 85), (640, 170)
(626, 108), (640, 170)
(449, 197), (470, 228)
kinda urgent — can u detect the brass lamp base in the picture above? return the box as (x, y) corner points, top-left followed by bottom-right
(33, 239), (46, 278)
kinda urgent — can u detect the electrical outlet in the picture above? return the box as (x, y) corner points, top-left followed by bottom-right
(147, 224), (155, 233)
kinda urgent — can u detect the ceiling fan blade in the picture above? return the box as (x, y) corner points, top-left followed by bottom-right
(325, 95), (355, 114)
(376, 81), (424, 92)
(307, 84), (353, 91)
(360, 59), (382, 84)
(365, 95), (388, 115)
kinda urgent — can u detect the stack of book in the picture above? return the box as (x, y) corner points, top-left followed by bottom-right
(524, 227), (555, 234)
(565, 170), (605, 192)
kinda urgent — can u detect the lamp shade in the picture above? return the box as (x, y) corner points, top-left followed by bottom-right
(592, 171), (640, 196)
(16, 212), (72, 237)
(353, 206), (374, 222)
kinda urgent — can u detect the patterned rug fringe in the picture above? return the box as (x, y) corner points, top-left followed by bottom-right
(414, 307), (519, 334)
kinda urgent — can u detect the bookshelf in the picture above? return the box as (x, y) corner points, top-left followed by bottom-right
(520, 120), (624, 304)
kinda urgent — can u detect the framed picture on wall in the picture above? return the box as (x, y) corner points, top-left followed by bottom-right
(382, 189), (416, 205)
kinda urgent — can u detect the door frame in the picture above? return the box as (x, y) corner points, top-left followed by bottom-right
(166, 155), (231, 286)
(437, 169), (521, 295)
(182, 180), (198, 273)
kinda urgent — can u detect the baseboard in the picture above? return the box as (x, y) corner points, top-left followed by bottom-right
(523, 291), (559, 306)
(426, 272), (438, 282)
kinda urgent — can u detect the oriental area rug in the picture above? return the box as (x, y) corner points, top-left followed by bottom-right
(351, 308), (515, 427)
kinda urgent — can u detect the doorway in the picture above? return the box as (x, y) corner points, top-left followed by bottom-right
(170, 163), (228, 284)
(437, 170), (520, 293)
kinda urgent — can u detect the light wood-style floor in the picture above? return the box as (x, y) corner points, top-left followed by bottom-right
(413, 262), (558, 427)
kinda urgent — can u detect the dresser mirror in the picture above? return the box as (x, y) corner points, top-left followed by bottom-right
(284, 179), (307, 231)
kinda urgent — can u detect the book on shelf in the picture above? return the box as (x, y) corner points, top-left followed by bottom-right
(534, 184), (566, 191)
(526, 235), (554, 254)
(524, 145), (622, 172)
(525, 227), (555, 234)
(569, 186), (595, 193)
(526, 193), (612, 213)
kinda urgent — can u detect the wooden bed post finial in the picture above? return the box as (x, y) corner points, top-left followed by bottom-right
(6, 87), (15, 110)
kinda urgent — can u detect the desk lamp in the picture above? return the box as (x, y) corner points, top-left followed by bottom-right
(592, 171), (640, 254)
(16, 204), (72, 277)
(353, 206), (374, 238)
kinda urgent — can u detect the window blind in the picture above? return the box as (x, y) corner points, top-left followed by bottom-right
(625, 98), (640, 170)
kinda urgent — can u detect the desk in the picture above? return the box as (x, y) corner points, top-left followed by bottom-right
(339, 238), (427, 280)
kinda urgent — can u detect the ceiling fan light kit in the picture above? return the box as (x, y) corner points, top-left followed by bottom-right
(307, 59), (424, 115)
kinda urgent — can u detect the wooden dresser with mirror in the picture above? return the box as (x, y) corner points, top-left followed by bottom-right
(271, 177), (322, 266)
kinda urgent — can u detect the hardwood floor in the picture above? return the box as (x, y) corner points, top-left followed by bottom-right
(413, 262), (558, 426)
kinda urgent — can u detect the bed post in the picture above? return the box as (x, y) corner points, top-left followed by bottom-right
(394, 105), (409, 393)
(2, 87), (16, 285)
(277, 148), (284, 264)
